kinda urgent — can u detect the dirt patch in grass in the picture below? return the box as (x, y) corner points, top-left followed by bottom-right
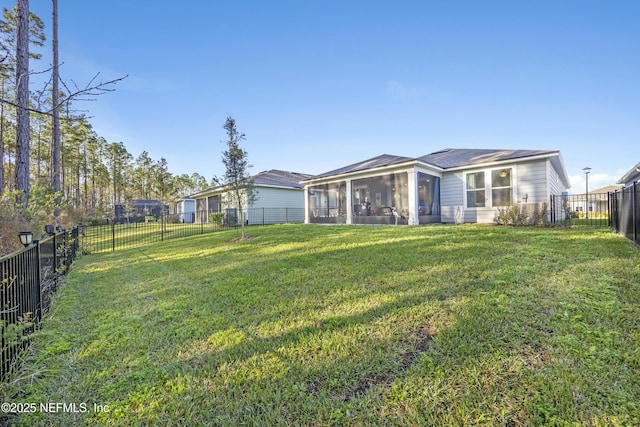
(230, 236), (255, 242)
(400, 326), (434, 371)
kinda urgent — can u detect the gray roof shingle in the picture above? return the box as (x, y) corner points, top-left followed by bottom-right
(418, 148), (558, 169)
(252, 169), (315, 189)
(308, 149), (560, 181)
(311, 154), (414, 179)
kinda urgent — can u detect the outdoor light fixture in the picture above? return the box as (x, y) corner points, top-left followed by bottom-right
(45, 224), (55, 236)
(19, 231), (33, 247)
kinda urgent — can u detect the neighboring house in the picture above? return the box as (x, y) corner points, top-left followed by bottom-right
(193, 169), (314, 224)
(617, 162), (640, 188)
(302, 148), (570, 225)
(116, 199), (168, 220)
(174, 196), (196, 223)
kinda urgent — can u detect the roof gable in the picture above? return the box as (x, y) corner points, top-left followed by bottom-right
(252, 169), (315, 189)
(617, 162), (640, 185)
(194, 169), (313, 197)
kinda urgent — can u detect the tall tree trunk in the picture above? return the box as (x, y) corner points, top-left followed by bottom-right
(52, 0), (61, 220)
(83, 146), (88, 215)
(0, 81), (5, 192)
(15, 0), (30, 207)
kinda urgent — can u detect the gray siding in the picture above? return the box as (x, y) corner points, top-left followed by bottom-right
(516, 160), (547, 203)
(440, 172), (464, 223)
(249, 187), (305, 223)
(441, 161), (552, 224)
(548, 160), (566, 197)
(251, 187), (305, 209)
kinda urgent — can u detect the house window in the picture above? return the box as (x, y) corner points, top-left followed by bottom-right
(466, 172), (485, 208)
(466, 168), (513, 208)
(491, 169), (512, 206)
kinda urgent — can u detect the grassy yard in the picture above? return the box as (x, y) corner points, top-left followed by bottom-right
(4, 224), (640, 426)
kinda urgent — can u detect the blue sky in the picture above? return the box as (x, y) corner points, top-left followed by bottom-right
(20, 0), (640, 193)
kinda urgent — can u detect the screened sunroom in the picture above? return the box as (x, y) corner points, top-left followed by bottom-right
(304, 166), (442, 226)
(308, 182), (347, 223)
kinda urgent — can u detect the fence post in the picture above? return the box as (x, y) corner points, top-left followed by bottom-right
(35, 241), (43, 322)
(52, 233), (57, 279)
(634, 182), (637, 244)
(112, 223), (115, 252)
(607, 192), (611, 227)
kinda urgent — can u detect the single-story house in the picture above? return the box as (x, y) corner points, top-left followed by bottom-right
(193, 169), (314, 224)
(174, 196), (196, 223)
(302, 148), (571, 225)
(617, 162), (640, 188)
(115, 199), (168, 221)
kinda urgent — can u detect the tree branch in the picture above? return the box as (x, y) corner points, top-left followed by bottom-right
(0, 73), (128, 116)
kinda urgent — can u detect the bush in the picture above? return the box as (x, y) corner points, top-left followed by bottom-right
(494, 203), (548, 226)
(208, 212), (225, 226)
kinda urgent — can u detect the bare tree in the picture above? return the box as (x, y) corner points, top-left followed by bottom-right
(51, 0), (61, 219)
(1, 0), (126, 209)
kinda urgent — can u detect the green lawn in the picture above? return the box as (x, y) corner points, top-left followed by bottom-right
(5, 224), (640, 426)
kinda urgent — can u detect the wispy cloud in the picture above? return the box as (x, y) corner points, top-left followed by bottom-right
(386, 80), (420, 101)
(569, 173), (620, 193)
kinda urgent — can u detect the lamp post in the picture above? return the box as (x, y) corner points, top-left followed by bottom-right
(18, 231), (33, 247)
(583, 167), (591, 220)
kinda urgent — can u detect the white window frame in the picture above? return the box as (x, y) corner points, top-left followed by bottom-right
(463, 167), (517, 209)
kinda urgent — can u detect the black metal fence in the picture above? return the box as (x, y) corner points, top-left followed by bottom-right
(0, 227), (79, 381)
(549, 193), (611, 227)
(80, 208), (305, 254)
(610, 183), (639, 246)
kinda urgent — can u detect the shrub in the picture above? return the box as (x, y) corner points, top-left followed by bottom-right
(494, 203), (548, 226)
(208, 212), (225, 226)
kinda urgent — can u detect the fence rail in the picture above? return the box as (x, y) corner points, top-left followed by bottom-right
(81, 208), (305, 253)
(0, 227), (79, 381)
(610, 183), (639, 246)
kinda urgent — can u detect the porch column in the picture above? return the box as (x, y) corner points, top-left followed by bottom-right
(304, 187), (310, 224)
(346, 180), (353, 225)
(408, 171), (419, 225)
